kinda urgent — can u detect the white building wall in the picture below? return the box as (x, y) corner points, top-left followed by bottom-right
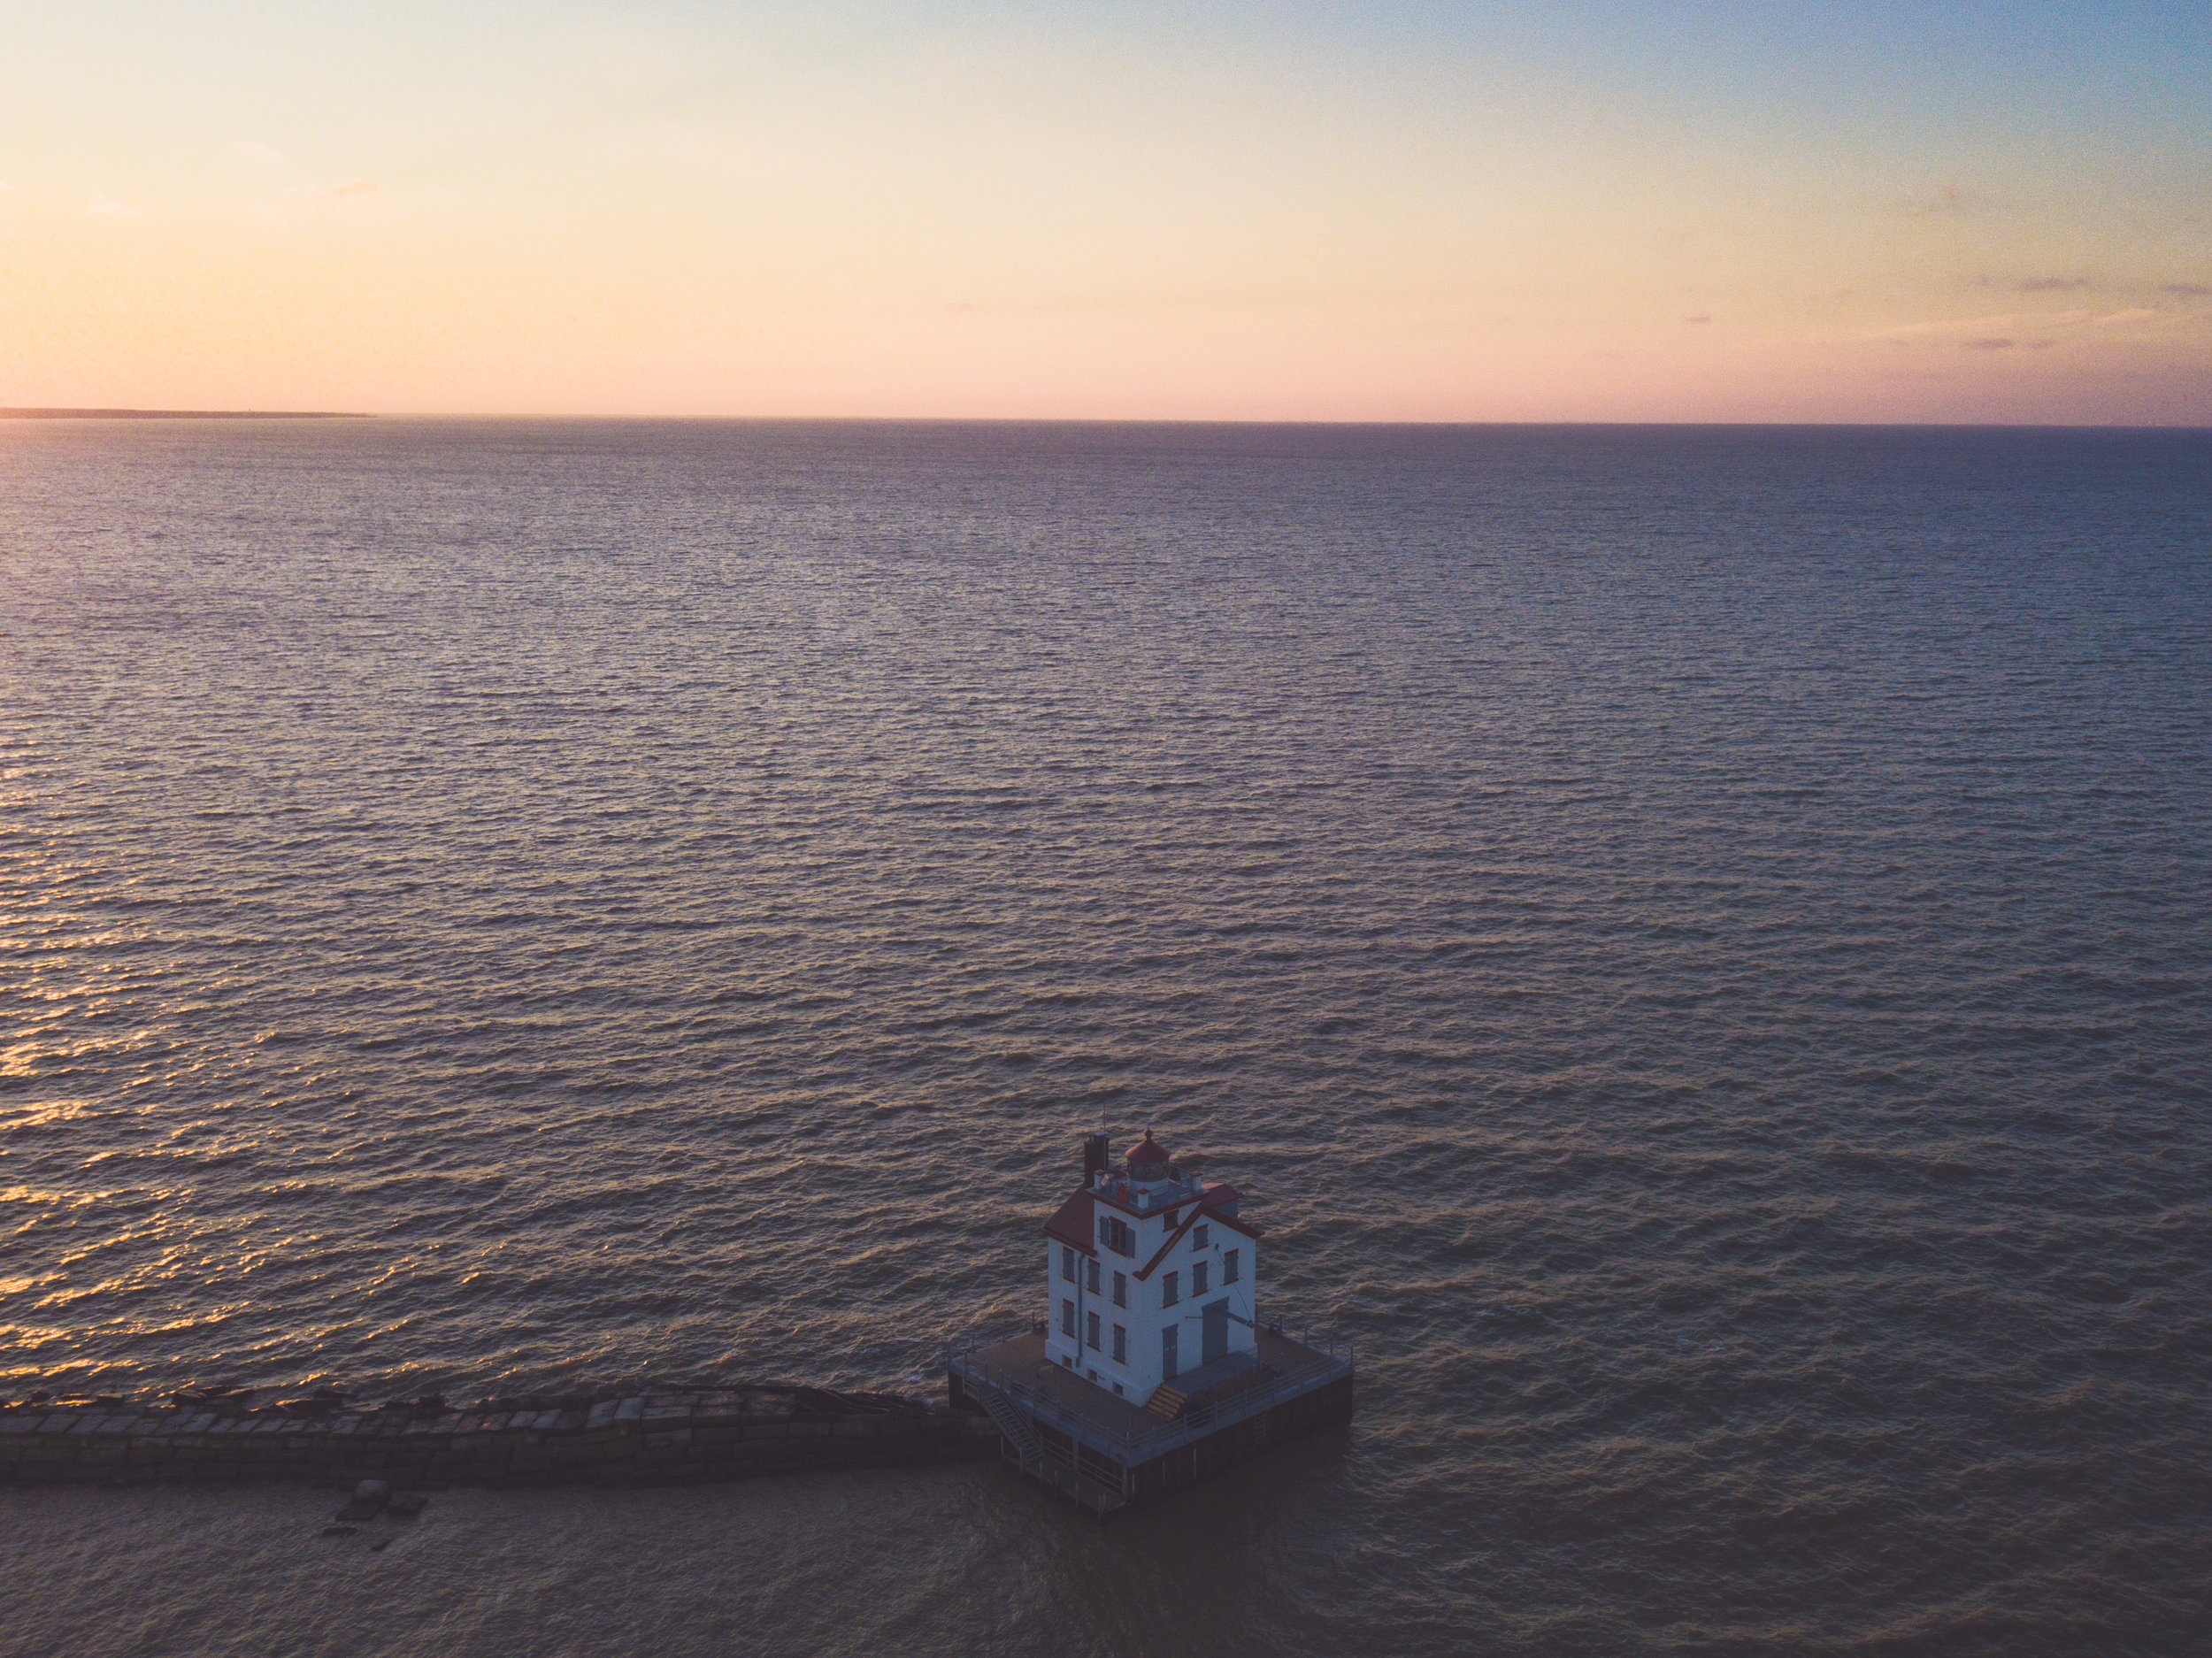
(1046, 1204), (1258, 1404)
(1044, 1241), (1087, 1376)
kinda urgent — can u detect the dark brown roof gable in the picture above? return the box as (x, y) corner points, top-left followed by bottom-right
(1133, 1193), (1263, 1282)
(1042, 1190), (1097, 1255)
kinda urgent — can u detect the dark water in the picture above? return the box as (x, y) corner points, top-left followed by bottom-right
(3, 420), (2208, 1656)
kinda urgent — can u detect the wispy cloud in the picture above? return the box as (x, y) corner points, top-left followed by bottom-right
(1962, 337), (2013, 350)
(1683, 313), (1713, 325)
(2018, 276), (2086, 292)
(279, 177), (386, 204)
(2164, 282), (2211, 298)
(1877, 311), (2029, 340)
(88, 194), (142, 218)
(1905, 183), (1978, 217)
(232, 141), (287, 166)
(2094, 309), (2157, 326)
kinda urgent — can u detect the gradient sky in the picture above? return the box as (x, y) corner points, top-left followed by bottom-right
(4, 2), (2208, 420)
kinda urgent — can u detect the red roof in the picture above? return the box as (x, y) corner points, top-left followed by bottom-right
(1133, 1194), (1263, 1281)
(1200, 1181), (1241, 1208)
(1041, 1189), (1096, 1255)
(1127, 1132), (1170, 1165)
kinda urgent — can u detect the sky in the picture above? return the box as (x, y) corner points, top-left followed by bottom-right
(3, 1), (2208, 422)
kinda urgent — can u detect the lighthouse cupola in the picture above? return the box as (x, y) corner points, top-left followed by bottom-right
(1125, 1132), (1173, 1190)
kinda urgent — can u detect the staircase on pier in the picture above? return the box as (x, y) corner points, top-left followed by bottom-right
(969, 1378), (1127, 1518)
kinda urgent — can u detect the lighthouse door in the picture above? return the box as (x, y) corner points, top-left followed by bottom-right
(1202, 1299), (1229, 1364)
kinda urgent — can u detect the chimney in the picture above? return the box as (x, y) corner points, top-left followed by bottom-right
(1081, 1132), (1110, 1183)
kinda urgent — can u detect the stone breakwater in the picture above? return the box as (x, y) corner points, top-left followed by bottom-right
(0, 1386), (998, 1489)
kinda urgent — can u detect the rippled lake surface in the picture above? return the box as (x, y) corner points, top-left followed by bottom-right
(3, 419), (2209, 1656)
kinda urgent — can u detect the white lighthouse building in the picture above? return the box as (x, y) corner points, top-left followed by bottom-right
(1039, 1131), (1261, 1406)
(948, 1126), (1353, 1512)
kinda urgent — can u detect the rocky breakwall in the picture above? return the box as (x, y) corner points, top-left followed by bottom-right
(0, 1385), (999, 1490)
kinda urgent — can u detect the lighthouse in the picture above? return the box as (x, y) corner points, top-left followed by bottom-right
(1040, 1131), (1260, 1405)
(947, 1127), (1354, 1514)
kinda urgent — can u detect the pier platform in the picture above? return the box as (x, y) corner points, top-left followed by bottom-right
(0, 1385), (996, 1490)
(947, 1324), (1355, 1516)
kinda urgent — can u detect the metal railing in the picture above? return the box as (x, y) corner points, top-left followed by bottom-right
(947, 1322), (1355, 1468)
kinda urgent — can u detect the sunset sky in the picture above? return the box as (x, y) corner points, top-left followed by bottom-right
(4, 1), (2208, 422)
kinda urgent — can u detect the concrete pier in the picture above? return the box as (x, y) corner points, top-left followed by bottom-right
(948, 1324), (1355, 1515)
(0, 1386), (996, 1489)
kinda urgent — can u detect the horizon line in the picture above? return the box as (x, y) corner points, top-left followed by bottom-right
(0, 407), (372, 421)
(4, 408), (2208, 432)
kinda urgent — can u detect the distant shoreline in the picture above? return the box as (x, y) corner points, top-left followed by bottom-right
(0, 408), (371, 420)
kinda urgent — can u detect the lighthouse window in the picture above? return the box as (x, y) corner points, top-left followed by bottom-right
(1224, 1248), (1240, 1284)
(1087, 1257), (1100, 1293)
(1194, 1224), (1210, 1249)
(1112, 1271), (1126, 1309)
(1061, 1299), (1075, 1337)
(1061, 1246), (1075, 1282)
(1112, 1324), (1127, 1362)
(1193, 1260), (1210, 1295)
(1087, 1311), (1101, 1350)
(1162, 1270), (1179, 1307)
